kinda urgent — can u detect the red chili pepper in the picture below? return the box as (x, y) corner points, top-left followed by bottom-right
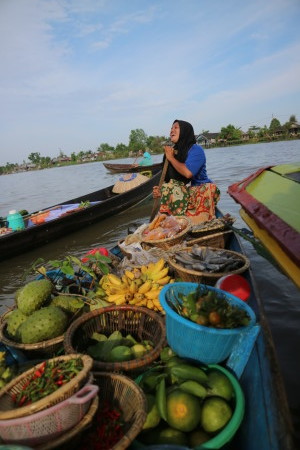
(18, 395), (27, 406)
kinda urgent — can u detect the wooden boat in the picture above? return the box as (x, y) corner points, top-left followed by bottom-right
(0, 168), (162, 261)
(103, 161), (163, 173)
(0, 209), (295, 449)
(110, 215), (295, 450)
(228, 163), (300, 289)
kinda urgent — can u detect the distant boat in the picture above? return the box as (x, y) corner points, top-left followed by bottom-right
(103, 161), (163, 173)
(228, 163), (300, 288)
(0, 168), (162, 261)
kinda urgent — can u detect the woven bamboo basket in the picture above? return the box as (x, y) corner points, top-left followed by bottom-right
(186, 229), (233, 248)
(141, 216), (191, 250)
(168, 246), (250, 286)
(63, 305), (166, 373)
(188, 216), (235, 238)
(36, 394), (99, 450)
(75, 372), (147, 450)
(0, 354), (93, 420)
(0, 318), (64, 357)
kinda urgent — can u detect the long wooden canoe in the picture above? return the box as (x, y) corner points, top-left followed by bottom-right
(0, 168), (161, 261)
(103, 161), (163, 173)
(228, 163), (300, 289)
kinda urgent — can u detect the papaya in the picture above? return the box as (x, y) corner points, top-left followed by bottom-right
(166, 390), (201, 432)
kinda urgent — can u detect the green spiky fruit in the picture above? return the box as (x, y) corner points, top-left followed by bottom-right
(6, 309), (28, 341)
(17, 280), (53, 315)
(18, 306), (68, 344)
(50, 295), (84, 314)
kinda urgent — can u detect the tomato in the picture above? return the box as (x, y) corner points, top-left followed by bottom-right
(208, 311), (222, 326)
(196, 314), (209, 326)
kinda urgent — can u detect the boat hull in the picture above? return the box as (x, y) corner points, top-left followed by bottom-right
(103, 162), (163, 173)
(228, 163), (300, 288)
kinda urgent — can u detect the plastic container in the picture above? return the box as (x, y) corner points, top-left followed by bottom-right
(215, 274), (251, 302)
(6, 210), (25, 231)
(0, 381), (98, 446)
(159, 282), (256, 364)
(134, 364), (245, 450)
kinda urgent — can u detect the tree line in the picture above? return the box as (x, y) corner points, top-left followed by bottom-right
(0, 115), (298, 175)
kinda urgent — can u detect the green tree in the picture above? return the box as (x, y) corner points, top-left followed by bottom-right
(71, 152), (77, 162)
(129, 129), (148, 153)
(146, 135), (165, 154)
(219, 124), (242, 141)
(115, 143), (128, 157)
(269, 117), (281, 132)
(97, 143), (115, 153)
(28, 152), (41, 164)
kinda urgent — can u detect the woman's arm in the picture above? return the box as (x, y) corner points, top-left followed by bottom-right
(164, 146), (193, 179)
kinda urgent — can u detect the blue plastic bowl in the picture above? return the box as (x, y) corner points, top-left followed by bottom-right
(159, 282), (256, 364)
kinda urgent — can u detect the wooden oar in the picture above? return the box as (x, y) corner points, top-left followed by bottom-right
(149, 158), (169, 222)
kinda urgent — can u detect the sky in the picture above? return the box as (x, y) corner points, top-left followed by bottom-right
(0, 0), (300, 165)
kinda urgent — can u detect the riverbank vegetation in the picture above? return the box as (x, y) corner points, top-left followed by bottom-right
(1, 115), (299, 175)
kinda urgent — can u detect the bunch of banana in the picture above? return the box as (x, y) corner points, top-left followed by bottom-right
(98, 259), (174, 312)
(0, 351), (15, 389)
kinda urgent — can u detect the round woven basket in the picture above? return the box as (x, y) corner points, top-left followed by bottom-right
(0, 354), (93, 420)
(141, 216), (191, 250)
(0, 312), (64, 357)
(186, 230), (233, 248)
(63, 305), (166, 373)
(168, 246), (250, 286)
(76, 372), (147, 450)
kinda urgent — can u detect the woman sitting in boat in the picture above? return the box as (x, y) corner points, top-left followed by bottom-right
(138, 151), (153, 166)
(153, 119), (220, 224)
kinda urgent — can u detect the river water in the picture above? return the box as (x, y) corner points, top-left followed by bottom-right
(0, 140), (300, 444)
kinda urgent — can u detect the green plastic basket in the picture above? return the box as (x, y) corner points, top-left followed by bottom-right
(133, 363), (245, 450)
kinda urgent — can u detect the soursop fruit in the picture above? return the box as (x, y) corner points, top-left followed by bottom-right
(50, 295), (85, 314)
(6, 309), (28, 341)
(18, 306), (68, 344)
(17, 279), (53, 315)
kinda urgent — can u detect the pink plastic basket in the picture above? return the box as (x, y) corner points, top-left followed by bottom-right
(0, 380), (99, 446)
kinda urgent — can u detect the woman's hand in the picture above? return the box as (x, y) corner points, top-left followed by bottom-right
(153, 186), (161, 198)
(164, 145), (175, 161)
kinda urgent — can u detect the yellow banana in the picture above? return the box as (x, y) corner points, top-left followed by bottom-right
(107, 293), (126, 303)
(100, 274), (109, 286)
(138, 280), (152, 294)
(125, 292), (134, 302)
(125, 270), (135, 280)
(129, 297), (140, 305)
(151, 258), (166, 275)
(153, 298), (162, 308)
(145, 289), (161, 300)
(146, 262), (155, 272)
(133, 268), (142, 279)
(106, 283), (128, 295)
(141, 265), (148, 275)
(146, 299), (154, 309)
(135, 299), (147, 307)
(122, 274), (130, 286)
(107, 274), (122, 286)
(150, 267), (169, 281)
(133, 293), (145, 302)
(156, 276), (171, 286)
(114, 295), (127, 305)
(129, 281), (138, 294)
